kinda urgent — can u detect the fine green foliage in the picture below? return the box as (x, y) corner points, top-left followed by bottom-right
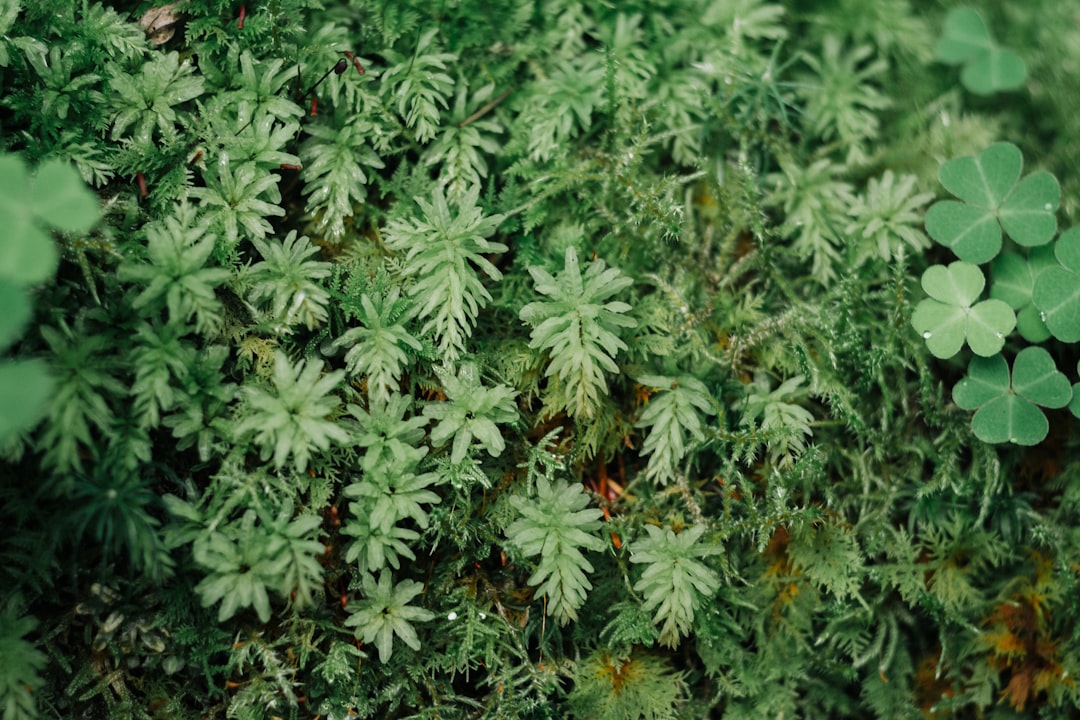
(383, 185), (506, 363)
(8, 1), (1080, 718)
(505, 476), (607, 625)
(232, 351), (350, 472)
(924, 142), (1059, 263)
(936, 7), (1027, 95)
(568, 648), (687, 720)
(519, 246), (636, 419)
(331, 287), (421, 404)
(634, 374), (716, 485)
(247, 230), (332, 332)
(911, 261), (1016, 358)
(0, 601), (46, 720)
(344, 570), (435, 662)
(423, 363), (518, 464)
(118, 204), (231, 334)
(953, 346), (1071, 445)
(192, 505), (324, 622)
(630, 524), (721, 648)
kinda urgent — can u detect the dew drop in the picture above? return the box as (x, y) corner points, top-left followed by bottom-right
(922, 331), (932, 339)
(478, 612), (487, 620)
(447, 612), (458, 621)
(995, 332), (1004, 339)
(1045, 203), (1053, 211)
(1040, 311), (1048, 322)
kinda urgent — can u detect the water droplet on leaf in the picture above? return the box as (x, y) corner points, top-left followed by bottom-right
(922, 331), (932, 339)
(447, 612), (457, 621)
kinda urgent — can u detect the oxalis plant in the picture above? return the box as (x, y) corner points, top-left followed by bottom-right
(912, 140), (1080, 444)
(5, 1), (1080, 719)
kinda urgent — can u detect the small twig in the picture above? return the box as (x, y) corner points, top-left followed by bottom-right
(457, 88), (513, 128)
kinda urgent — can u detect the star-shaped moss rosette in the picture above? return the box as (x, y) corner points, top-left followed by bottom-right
(911, 261), (1015, 359)
(953, 346), (1071, 445)
(924, 143), (1059, 264)
(935, 7), (1027, 95)
(1032, 227), (1080, 343)
(989, 245), (1056, 343)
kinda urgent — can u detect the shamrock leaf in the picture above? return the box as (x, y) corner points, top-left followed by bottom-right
(953, 346), (1071, 445)
(1032, 228), (1080, 342)
(924, 143), (1059, 263)
(989, 246), (1056, 342)
(911, 261), (1015, 358)
(0, 155), (100, 287)
(935, 7), (1026, 95)
(1070, 360), (1080, 420)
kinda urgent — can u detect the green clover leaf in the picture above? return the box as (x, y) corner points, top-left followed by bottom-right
(1032, 227), (1080, 342)
(0, 155), (101, 287)
(953, 346), (1071, 445)
(925, 143), (1059, 263)
(935, 7), (1026, 96)
(1070, 360), (1080, 420)
(990, 246), (1056, 342)
(911, 261), (1015, 359)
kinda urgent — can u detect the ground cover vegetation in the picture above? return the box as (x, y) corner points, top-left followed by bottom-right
(3, 0), (1080, 717)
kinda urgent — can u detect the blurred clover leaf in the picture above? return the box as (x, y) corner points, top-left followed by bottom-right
(1070, 360), (1080, 420)
(1032, 227), (1080, 343)
(925, 143), (1059, 264)
(953, 346), (1071, 445)
(936, 7), (1026, 95)
(990, 246), (1056, 342)
(911, 261), (1015, 359)
(0, 153), (100, 441)
(0, 154), (101, 287)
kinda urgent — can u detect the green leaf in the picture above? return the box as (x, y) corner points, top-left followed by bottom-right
(1071, 361), (1080, 420)
(423, 363), (518, 464)
(0, 359), (53, 441)
(383, 185), (505, 362)
(911, 261), (1015, 358)
(505, 476), (606, 625)
(960, 47), (1026, 95)
(0, 280), (30, 352)
(233, 352), (350, 472)
(925, 143), (1058, 262)
(936, 8), (1026, 95)
(344, 570), (434, 662)
(630, 524), (721, 648)
(0, 154), (100, 288)
(952, 347), (1070, 445)
(635, 374), (716, 485)
(520, 246), (636, 419)
(1032, 228), (1080, 342)
(0, 603), (47, 720)
(935, 8), (994, 64)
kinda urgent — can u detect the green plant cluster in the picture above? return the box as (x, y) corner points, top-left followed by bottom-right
(3, 1), (1080, 719)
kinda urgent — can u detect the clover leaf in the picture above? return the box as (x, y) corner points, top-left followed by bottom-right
(990, 246), (1056, 342)
(0, 155), (101, 287)
(1032, 227), (1080, 342)
(936, 7), (1027, 95)
(0, 153), (100, 442)
(911, 261), (1015, 359)
(953, 346), (1071, 445)
(1071, 360), (1080, 420)
(924, 143), (1059, 263)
